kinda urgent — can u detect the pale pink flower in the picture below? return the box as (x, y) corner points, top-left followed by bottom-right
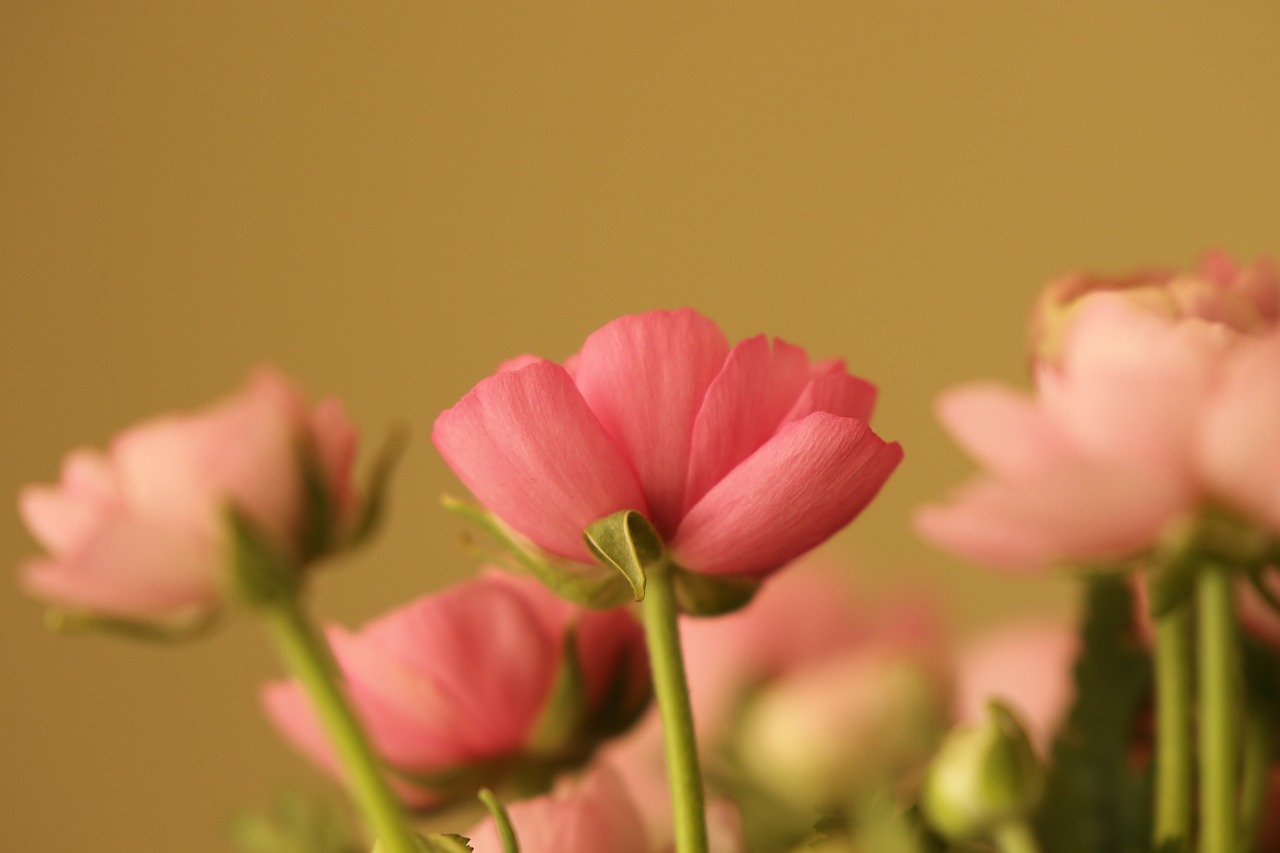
(433, 309), (902, 581)
(466, 767), (651, 853)
(263, 572), (648, 807)
(954, 620), (1077, 751)
(17, 368), (357, 620)
(918, 254), (1280, 571)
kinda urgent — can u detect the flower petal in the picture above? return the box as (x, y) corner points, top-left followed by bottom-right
(672, 413), (902, 576)
(1199, 334), (1280, 531)
(433, 361), (648, 562)
(935, 383), (1072, 478)
(574, 309), (730, 536)
(783, 371), (878, 425)
(683, 336), (810, 513)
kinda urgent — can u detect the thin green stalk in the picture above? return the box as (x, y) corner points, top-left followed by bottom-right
(263, 597), (419, 853)
(1239, 707), (1271, 849)
(992, 819), (1042, 853)
(1197, 568), (1240, 853)
(1152, 596), (1194, 845)
(641, 563), (709, 853)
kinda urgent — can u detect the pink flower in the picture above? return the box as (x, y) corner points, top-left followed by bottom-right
(262, 572), (649, 807)
(17, 369), (358, 621)
(433, 309), (902, 582)
(917, 253), (1280, 571)
(466, 767), (650, 853)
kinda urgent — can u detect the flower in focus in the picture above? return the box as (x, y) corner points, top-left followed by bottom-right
(17, 368), (359, 622)
(917, 253), (1280, 571)
(263, 572), (649, 808)
(433, 309), (902, 606)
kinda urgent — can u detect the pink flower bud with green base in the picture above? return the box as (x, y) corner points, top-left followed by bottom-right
(263, 571), (650, 808)
(17, 368), (362, 627)
(433, 309), (902, 613)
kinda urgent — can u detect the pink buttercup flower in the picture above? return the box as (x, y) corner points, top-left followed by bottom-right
(918, 254), (1280, 571)
(433, 309), (902, 583)
(263, 572), (649, 808)
(17, 368), (358, 621)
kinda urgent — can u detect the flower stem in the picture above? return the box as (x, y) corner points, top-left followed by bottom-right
(1197, 567), (1240, 853)
(1238, 706), (1271, 849)
(641, 563), (708, 853)
(1151, 593), (1194, 845)
(992, 819), (1042, 853)
(262, 597), (419, 853)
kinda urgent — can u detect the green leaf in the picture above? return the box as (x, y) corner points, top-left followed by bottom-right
(673, 568), (760, 616)
(224, 505), (302, 606)
(1034, 574), (1152, 853)
(477, 789), (520, 853)
(43, 607), (219, 643)
(346, 425), (410, 551)
(443, 496), (634, 609)
(526, 624), (591, 754)
(583, 509), (664, 602)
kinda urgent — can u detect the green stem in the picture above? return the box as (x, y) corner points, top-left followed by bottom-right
(1151, 593), (1194, 845)
(641, 563), (709, 853)
(992, 819), (1042, 853)
(263, 597), (419, 853)
(1238, 707), (1271, 849)
(1197, 568), (1240, 853)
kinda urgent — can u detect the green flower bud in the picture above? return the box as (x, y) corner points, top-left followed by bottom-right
(921, 700), (1044, 841)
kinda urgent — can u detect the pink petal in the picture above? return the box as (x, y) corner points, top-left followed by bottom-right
(433, 361), (648, 562)
(915, 462), (1192, 571)
(936, 384), (1073, 478)
(783, 372), (878, 425)
(672, 413), (902, 576)
(683, 336), (810, 513)
(1199, 334), (1280, 531)
(1043, 295), (1223, 472)
(361, 579), (559, 753)
(20, 515), (219, 619)
(573, 309), (730, 536)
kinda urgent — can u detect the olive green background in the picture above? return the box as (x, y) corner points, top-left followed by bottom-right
(3, 4), (1279, 850)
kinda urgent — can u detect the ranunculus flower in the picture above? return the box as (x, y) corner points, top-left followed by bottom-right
(262, 572), (649, 808)
(917, 253), (1280, 571)
(17, 368), (358, 622)
(433, 309), (902, 598)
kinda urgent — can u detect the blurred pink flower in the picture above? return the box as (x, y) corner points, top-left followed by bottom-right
(953, 620), (1077, 751)
(17, 368), (358, 620)
(433, 309), (902, 581)
(918, 254), (1280, 570)
(263, 572), (648, 807)
(466, 767), (650, 853)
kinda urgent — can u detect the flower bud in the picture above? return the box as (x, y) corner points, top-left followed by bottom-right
(920, 700), (1044, 841)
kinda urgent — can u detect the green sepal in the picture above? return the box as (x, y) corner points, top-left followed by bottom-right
(673, 568), (760, 616)
(850, 795), (931, 853)
(443, 496), (634, 609)
(44, 607), (219, 643)
(419, 835), (474, 853)
(1246, 566), (1280, 620)
(1145, 552), (1198, 619)
(583, 509), (663, 602)
(477, 789), (520, 853)
(225, 505), (303, 607)
(526, 624), (591, 754)
(387, 759), (512, 806)
(298, 437), (338, 563)
(345, 425), (409, 552)
(227, 787), (360, 853)
(1034, 575), (1152, 853)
